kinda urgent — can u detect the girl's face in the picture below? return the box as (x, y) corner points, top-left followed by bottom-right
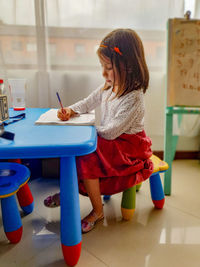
(99, 55), (117, 87)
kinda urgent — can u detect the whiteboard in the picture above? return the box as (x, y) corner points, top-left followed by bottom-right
(167, 18), (200, 107)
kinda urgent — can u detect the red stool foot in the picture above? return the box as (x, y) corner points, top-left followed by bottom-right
(61, 242), (81, 267)
(17, 183), (34, 206)
(5, 226), (23, 244)
(153, 198), (165, 209)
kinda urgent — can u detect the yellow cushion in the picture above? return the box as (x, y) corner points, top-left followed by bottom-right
(150, 154), (169, 173)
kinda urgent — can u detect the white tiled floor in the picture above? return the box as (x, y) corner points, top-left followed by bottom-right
(1, 160), (200, 267)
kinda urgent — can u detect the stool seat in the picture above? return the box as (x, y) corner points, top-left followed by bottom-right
(150, 155), (169, 173)
(0, 162), (34, 244)
(0, 162), (30, 198)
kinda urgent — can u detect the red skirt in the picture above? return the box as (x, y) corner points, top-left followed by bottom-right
(76, 130), (153, 196)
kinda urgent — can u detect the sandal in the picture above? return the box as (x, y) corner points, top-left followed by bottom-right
(44, 193), (60, 208)
(81, 210), (104, 233)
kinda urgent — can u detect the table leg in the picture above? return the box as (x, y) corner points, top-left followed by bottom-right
(164, 112), (173, 195)
(60, 157), (82, 267)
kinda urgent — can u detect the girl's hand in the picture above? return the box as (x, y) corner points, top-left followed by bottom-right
(57, 107), (75, 121)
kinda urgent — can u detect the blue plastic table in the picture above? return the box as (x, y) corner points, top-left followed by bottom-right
(0, 108), (97, 266)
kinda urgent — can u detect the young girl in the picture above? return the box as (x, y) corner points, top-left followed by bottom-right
(44, 28), (154, 233)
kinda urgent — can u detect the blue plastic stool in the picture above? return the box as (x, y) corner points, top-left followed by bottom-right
(0, 162), (34, 243)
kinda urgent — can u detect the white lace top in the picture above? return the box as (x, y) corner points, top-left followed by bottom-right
(69, 84), (145, 140)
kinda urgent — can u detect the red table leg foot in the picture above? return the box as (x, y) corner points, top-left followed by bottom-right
(61, 241), (82, 266)
(153, 198), (165, 209)
(5, 226), (23, 244)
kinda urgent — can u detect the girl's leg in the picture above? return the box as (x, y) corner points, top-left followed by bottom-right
(82, 178), (103, 222)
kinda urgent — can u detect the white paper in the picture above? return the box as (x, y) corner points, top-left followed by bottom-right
(35, 109), (95, 125)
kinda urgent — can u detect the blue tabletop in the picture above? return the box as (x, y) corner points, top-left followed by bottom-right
(0, 108), (97, 159)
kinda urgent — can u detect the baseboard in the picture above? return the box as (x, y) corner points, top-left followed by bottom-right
(42, 158), (60, 178)
(153, 151), (200, 160)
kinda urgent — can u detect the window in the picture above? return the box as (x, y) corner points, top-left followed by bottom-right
(26, 43), (37, 52)
(75, 44), (85, 54)
(12, 40), (23, 51)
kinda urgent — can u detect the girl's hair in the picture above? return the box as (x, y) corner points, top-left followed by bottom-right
(97, 29), (149, 97)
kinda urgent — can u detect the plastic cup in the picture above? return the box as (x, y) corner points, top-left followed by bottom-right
(8, 79), (26, 110)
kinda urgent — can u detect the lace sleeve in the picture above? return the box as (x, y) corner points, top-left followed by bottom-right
(69, 84), (103, 114)
(96, 92), (144, 140)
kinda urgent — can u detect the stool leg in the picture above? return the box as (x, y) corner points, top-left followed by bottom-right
(121, 186), (136, 220)
(17, 183), (34, 214)
(136, 183), (142, 192)
(103, 195), (111, 201)
(8, 159), (21, 164)
(149, 173), (165, 209)
(1, 196), (23, 243)
(8, 159), (34, 214)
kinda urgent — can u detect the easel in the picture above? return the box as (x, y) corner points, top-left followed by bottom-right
(164, 12), (200, 195)
(164, 107), (200, 195)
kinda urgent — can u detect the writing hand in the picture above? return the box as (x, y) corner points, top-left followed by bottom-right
(57, 108), (77, 121)
(57, 107), (71, 121)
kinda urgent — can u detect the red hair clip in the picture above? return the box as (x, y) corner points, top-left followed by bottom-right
(100, 44), (123, 56)
(113, 47), (122, 56)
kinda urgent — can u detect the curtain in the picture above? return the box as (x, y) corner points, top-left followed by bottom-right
(0, 0), (199, 140)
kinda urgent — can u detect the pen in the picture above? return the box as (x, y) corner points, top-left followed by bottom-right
(56, 92), (65, 113)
